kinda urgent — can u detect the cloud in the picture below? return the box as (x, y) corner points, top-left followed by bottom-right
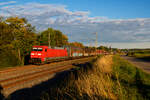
(99, 42), (150, 49)
(0, 2), (150, 48)
(0, 1), (16, 6)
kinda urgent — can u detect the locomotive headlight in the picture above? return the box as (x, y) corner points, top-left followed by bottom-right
(31, 53), (34, 55)
(38, 53), (41, 55)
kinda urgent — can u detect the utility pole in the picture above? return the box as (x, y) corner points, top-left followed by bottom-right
(95, 32), (98, 55)
(48, 32), (51, 48)
(95, 32), (98, 48)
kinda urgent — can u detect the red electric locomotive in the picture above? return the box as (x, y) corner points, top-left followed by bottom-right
(30, 46), (68, 64)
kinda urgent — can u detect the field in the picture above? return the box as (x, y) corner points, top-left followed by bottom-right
(127, 49), (150, 61)
(37, 55), (150, 100)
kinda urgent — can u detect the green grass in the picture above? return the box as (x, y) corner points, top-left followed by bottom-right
(112, 55), (150, 100)
(127, 50), (150, 58)
(127, 50), (150, 62)
(134, 53), (150, 57)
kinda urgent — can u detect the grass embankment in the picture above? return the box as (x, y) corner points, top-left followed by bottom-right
(112, 55), (150, 100)
(39, 55), (150, 100)
(39, 55), (116, 100)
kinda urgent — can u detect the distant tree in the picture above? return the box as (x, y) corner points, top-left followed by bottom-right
(39, 28), (68, 47)
(69, 42), (84, 48)
(54, 30), (68, 46)
(98, 46), (110, 51)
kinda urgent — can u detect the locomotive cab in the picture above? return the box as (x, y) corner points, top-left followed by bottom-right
(30, 46), (48, 64)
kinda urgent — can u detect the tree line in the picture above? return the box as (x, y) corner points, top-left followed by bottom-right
(0, 17), (85, 67)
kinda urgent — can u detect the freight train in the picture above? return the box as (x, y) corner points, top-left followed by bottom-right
(30, 45), (105, 64)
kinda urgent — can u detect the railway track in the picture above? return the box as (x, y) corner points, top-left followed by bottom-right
(0, 57), (94, 97)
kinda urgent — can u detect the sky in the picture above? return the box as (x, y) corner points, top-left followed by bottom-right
(0, 0), (150, 49)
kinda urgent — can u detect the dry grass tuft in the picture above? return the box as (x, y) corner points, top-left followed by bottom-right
(96, 55), (113, 73)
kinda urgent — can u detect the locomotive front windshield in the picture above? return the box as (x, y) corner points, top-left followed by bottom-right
(32, 47), (43, 51)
